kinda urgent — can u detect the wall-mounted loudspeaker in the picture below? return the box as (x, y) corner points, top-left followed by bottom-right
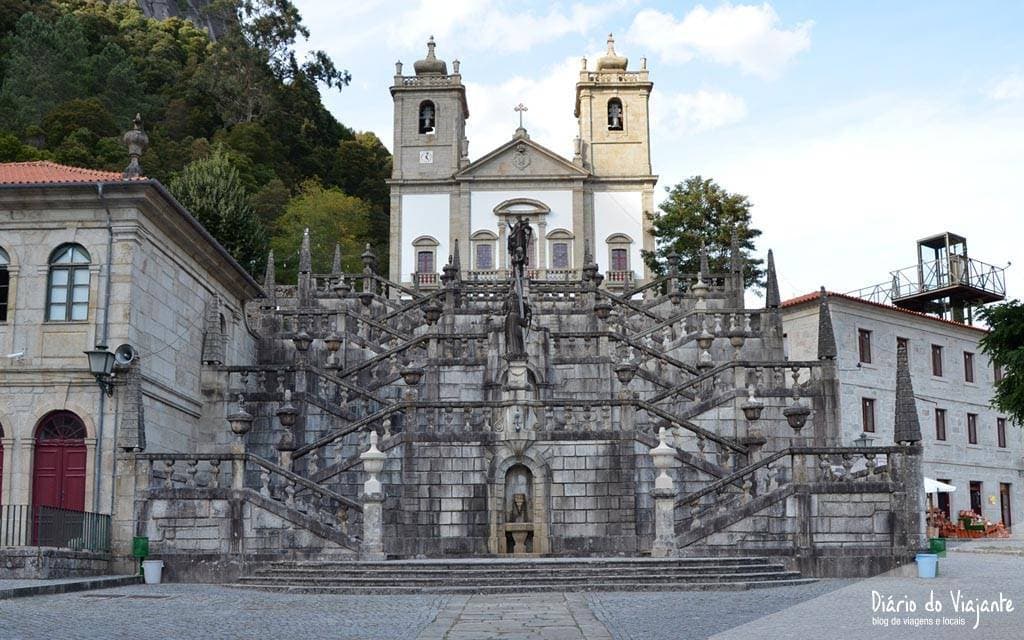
(114, 343), (137, 367)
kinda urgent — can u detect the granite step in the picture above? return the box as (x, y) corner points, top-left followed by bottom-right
(232, 557), (813, 594)
(228, 578), (819, 595)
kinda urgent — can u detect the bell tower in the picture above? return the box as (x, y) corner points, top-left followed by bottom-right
(390, 37), (469, 180)
(574, 35), (653, 177)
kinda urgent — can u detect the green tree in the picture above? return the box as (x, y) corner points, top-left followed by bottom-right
(978, 300), (1024, 426)
(169, 146), (268, 274)
(643, 176), (764, 289)
(270, 180), (372, 282)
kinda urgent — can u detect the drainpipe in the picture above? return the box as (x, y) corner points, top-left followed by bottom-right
(93, 183), (115, 514)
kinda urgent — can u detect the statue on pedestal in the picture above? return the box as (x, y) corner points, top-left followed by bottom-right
(502, 290), (531, 359)
(506, 216), (532, 279)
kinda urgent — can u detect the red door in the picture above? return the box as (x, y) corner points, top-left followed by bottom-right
(32, 412), (87, 511)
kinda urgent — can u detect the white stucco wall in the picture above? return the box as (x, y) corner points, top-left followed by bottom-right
(470, 190), (573, 234)
(593, 191), (644, 274)
(400, 193), (451, 279)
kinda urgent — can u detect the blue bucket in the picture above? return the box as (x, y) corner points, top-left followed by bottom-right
(916, 553), (938, 579)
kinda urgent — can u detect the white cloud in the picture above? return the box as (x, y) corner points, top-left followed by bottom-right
(303, 1), (617, 57)
(464, 56), (583, 160)
(653, 89), (748, 136)
(989, 73), (1024, 101)
(682, 98), (1024, 304)
(625, 3), (812, 79)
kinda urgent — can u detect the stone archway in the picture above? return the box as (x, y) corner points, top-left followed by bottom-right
(488, 449), (551, 555)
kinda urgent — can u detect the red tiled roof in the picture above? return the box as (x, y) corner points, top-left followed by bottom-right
(781, 290), (988, 334)
(0, 161), (137, 185)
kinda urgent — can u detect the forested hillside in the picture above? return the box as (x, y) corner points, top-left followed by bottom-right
(0, 0), (391, 277)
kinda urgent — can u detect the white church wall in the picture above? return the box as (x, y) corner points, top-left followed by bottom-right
(593, 191), (644, 274)
(470, 190), (573, 236)
(401, 194), (450, 278)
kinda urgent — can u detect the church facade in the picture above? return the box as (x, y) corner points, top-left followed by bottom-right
(388, 36), (656, 290)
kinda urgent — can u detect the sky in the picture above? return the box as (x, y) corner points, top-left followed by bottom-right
(291, 0), (1023, 304)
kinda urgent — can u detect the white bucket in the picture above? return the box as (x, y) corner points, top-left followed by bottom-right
(142, 559), (164, 584)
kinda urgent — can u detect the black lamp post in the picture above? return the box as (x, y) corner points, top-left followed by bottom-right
(84, 345), (116, 396)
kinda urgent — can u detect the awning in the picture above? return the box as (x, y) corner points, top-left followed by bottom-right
(925, 477), (956, 494)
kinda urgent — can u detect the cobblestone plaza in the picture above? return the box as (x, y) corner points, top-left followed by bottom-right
(3, 548), (1023, 639)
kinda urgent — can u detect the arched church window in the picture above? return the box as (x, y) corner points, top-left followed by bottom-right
(471, 230), (498, 271)
(0, 247), (9, 322)
(546, 229), (574, 270)
(419, 101), (436, 134)
(607, 98), (624, 131)
(46, 243), (91, 322)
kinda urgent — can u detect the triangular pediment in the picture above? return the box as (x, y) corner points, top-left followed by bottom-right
(456, 135), (589, 180)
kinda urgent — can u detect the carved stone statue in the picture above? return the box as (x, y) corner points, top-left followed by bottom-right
(502, 290), (531, 358)
(507, 492), (529, 523)
(506, 216), (532, 277)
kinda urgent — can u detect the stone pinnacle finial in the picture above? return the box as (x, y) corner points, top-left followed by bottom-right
(122, 113), (149, 179)
(606, 33), (616, 54)
(452, 238), (462, 272)
(817, 287), (837, 360)
(264, 250), (276, 301)
(765, 249), (780, 309)
(894, 339), (922, 444)
(331, 243), (342, 276)
(298, 228), (312, 274)
(699, 242), (710, 279)
(414, 35), (447, 75)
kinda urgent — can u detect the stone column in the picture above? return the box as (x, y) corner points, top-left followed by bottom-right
(649, 428), (677, 558)
(360, 431), (386, 561)
(0, 437), (12, 505)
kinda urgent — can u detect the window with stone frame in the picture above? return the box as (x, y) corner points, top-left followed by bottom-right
(418, 100), (436, 134)
(858, 329), (872, 364)
(967, 413), (978, 444)
(606, 234), (633, 274)
(861, 398), (876, 433)
(931, 344), (943, 377)
(995, 363), (1004, 383)
(935, 409), (947, 441)
(610, 248), (628, 271)
(470, 230), (497, 271)
(475, 243), (493, 270)
(551, 242), (570, 269)
(417, 250), (435, 274)
(897, 336), (909, 363)
(607, 98), (624, 131)
(0, 247), (9, 322)
(964, 351), (975, 383)
(46, 243), (90, 322)
(998, 418), (1007, 449)
(546, 229), (573, 271)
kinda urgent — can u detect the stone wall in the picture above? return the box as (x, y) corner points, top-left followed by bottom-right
(138, 488), (356, 581)
(0, 547), (111, 579)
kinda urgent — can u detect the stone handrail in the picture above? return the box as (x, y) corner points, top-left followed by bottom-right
(136, 451), (362, 537)
(648, 360), (823, 404)
(675, 445), (905, 510)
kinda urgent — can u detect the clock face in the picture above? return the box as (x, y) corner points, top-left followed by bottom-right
(419, 150), (434, 164)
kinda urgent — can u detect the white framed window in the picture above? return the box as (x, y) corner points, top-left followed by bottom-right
(47, 243), (91, 322)
(605, 233), (633, 272)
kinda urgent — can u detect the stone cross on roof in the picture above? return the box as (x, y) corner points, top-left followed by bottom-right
(514, 103), (528, 129)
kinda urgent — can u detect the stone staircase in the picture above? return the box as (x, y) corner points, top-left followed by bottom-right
(230, 556), (814, 594)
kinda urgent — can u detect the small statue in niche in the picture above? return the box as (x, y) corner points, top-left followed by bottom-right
(507, 492), (530, 523)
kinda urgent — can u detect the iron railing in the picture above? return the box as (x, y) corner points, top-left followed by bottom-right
(0, 505), (111, 552)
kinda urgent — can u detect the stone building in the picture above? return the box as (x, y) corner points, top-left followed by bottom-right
(0, 154), (261, 572)
(389, 36), (656, 290)
(0, 39), (928, 586)
(783, 289), (1018, 526)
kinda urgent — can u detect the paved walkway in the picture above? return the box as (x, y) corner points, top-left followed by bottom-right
(416, 593), (611, 640)
(0, 549), (1021, 639)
